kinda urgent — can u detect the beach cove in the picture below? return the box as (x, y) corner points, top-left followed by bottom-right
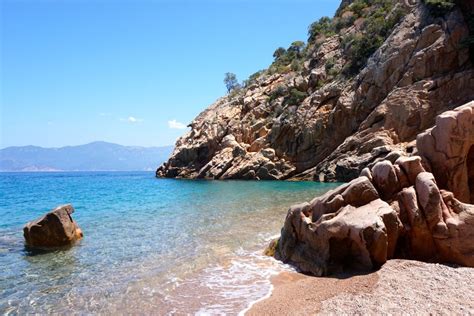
(0, 171), (338, 314)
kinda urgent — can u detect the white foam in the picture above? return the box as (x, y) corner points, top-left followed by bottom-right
(192, 250), (293, 315)
(159, 247), (294, 315)
(237, 282), (274, 316)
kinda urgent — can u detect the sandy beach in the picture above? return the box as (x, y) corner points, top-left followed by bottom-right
(248, 259), (474, 315)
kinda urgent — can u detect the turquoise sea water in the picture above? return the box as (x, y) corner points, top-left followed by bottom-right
(0, 172), (338, 314)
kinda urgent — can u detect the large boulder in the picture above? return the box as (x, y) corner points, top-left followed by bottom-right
(277, 177), (401, 276)
(276, 103), (474, 275)
(417, 101), (474, 203)
(23, 204), (83, 249)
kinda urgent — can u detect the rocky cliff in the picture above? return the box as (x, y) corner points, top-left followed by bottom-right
(157, 0), (474, 182)
(275, 102), (474, 275)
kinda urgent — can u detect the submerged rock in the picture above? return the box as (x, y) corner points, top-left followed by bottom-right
(23, 204), (83, 249)
(276, 103), (474, 275)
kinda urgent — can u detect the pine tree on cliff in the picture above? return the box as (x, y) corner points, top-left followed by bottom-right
(224, 72), (239, 93)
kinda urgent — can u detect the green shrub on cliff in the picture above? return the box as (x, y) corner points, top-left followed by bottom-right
(283, 88), (308, 106)
(342, 33), (384, 75)
(325, 57), (339, 77)
(350, 0), (369, 17)
(243, 70), (266, 88)
(341, 2), (405, 76)
(288, 41), (305, 55)
(325, 57), (336, 72)
(334, 14), (357, 32)
(269, 41), (306, 74)
(268, 85), (287, 103)
(273, 47), (287, 59)
(262, 0), (407, 81)
(268, 83), (309, 107)
(290, 59), (303, 71)
(423, 0), (456, 17)
(308, 16), (335, 43)
(268, 64), (291, 75)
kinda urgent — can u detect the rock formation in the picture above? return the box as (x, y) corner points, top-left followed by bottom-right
(157, 0), (474, 182)
(418, 104), (474, 203)
(275, 102), (474, 275)
(23, 204), (83, 249)
(154, 0), (474, 274)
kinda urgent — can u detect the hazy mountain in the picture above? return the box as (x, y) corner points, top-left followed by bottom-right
(0, 141), (173, 171)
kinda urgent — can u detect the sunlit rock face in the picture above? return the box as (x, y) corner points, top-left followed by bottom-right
(157, 2), (474, 182)
(276, 103), (474, 276)
(418, 103), (474, 204)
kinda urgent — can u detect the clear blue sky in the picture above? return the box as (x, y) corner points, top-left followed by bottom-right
(1, 0), (339, 148)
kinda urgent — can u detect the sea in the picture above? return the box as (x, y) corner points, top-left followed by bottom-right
(0, 171), (338, 314)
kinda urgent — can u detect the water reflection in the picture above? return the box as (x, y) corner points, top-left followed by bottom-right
(23, 244), (76, 257)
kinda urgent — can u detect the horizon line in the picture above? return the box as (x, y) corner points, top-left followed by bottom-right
(0, 141), (175, 150)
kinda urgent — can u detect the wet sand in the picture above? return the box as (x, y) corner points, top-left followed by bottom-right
(247, 259), (474, 315)
(247, 269), (378, 315)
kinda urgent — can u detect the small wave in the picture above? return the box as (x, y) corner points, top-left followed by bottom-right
(254, 232), (281, 245)
(163, 248), (294, 315)
(238, 283), (274, 316)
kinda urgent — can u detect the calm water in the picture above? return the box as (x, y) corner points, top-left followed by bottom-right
(0, 172), (338, 314)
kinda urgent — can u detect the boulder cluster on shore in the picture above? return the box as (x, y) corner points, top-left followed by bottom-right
(275, 102), (474, 275)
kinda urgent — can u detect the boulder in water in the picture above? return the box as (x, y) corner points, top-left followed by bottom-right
(23, 204), (83, 249)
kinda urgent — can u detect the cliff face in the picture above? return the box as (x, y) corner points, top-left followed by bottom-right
(157, 0), (474, 182)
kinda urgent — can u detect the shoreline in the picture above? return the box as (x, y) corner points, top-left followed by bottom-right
(245, 267), (378, 316)
(238, 282), (275, 316)
(1, 173), (335, 314)
(245, 259), (474, 315)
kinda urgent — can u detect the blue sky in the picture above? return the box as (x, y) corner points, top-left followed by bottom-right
(1, 0), (339, 148)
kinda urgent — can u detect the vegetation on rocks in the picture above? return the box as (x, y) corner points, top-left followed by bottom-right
(158, 0), (474, 183)
(268, 41), (306, 75)
(308, 16), (335, 42)
(224, 72), (239, 93)
(423, 0), (456, 17)
(283, 88), (308, 107)
(227, 0), (408, 100)
(325, 57), (338, 77)
(268, 85), (287, 104)
(341, 0), (405, 75)
(243, 70), (265, 88)
(301, 0), (407, 77)
(263, 238), (279, 257)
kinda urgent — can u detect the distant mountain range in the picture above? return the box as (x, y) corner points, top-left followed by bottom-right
(0, 141), (174, 172)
